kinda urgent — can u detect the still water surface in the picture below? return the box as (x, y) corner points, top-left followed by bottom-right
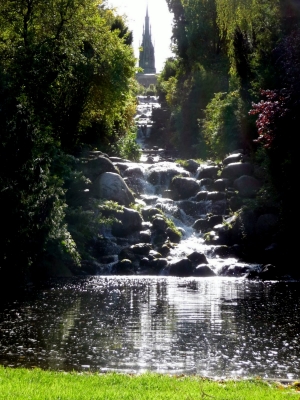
(0, 276), (299, 379)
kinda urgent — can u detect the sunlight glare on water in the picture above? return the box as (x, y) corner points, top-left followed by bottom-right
(0, 277), (300, 380)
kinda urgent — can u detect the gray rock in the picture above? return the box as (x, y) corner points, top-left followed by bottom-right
(123, 167), (144, 179)
(234, 175), (261, 197)
(124, 177), (145, 196)
(199, 178), (213, 188)
(130, 243), (153, 256)
(169, 176), (200, 200)
(147, 258), (169, 274)
(96, 172), (135, 206)
(194, 191), (208, 201)
(147, 168), (189, 186)
(221, 162), (253, 179)
(187, 251), (208, 265)
(142, 207), (162, 221)
(113, 259), (134, 275)
(223, 153), (244, 165)
(114, 162), (131, 174)
(207, 191), (226, 201)
(166, 227), (181, 243)
(158, 244), (171, 257)
(167, 258), (193, 277)
(82, 154), (118, 181)
(184, 159), (200, 172)
(139, 230), (151, 243)
(192, 218), (209, 231)
(220, 264), (250, 277)
(193, 264), (216, 277)
(213, 179), (230, 191)
(192, 215), (223, 232)
(197, 166), (220, 180)
(152, 216), (168, 231)
(111, 207), (143, 237)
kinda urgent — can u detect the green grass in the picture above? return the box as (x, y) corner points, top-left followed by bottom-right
(0, 367), (299, 399)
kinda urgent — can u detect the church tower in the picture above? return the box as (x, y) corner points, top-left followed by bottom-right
(139, 6), (156, 73)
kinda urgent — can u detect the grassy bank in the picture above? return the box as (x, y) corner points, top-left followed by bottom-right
(0, 367), (299, 399)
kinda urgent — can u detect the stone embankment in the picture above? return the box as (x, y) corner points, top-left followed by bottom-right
(73, 150), (290, 280)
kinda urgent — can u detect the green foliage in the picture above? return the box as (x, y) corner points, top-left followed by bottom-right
(160, 0), (230, 157)
(65, 200), (122, 260)
(161, 0), (290, 159)
(149, 208), (182, 238)
(145, 84), (157, 96)
(165, 217), (183, 238)
(112, 127), (142, 161)
(0, 0), (137, 283)
(201, 90), (245, 158)
(216, 0), (281, 88)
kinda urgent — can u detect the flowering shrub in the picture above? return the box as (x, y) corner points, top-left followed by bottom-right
(249, 89), (288, 149)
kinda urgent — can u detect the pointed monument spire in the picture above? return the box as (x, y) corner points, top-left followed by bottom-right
(138, 5), (156, 73)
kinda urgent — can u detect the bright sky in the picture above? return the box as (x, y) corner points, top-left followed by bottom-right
(106, 0), (174, 72)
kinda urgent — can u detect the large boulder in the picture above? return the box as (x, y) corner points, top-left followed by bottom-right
(221, 162), (253, 180)
(220, 264), (250, 277)
(123, 166), (144, 179)
(111, 207), (143, 237)
(142, 207), (163, 221)
(147, 168), (189, 186)
(152, 216), (168, 231)
(129, 243), (153, 256)
(223, 153), (244, 165)
(187, 251), (208, 265)
(81, 153), (118, 181)
(213, 179), (229, 192)
(123, 177), (146, 196)
(96, 172), (135, 206)
(169, 176), (200, 200)
(193, 264), (216, 277)
(199, 178), (213, 189)
(207, 191), (226, 201)
(113, 259), (135, 275)
(183, 159), (200, 173)
(194, 191), (208, 201)
(166, 227), (181, 243)
(197, 165), (220, 180)
(165, 258), (193, 277)
(113, 162), (130, 174)
(234, 175), (261, 198)
(192, 215), (223, 232)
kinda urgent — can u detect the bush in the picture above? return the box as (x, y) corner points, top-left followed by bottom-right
(201, 90), (245, 158)
(113, 128), (142, 161)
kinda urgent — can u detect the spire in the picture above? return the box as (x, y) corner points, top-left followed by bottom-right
(138, 5), (156, 73)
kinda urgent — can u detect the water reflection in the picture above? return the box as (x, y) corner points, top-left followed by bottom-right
(0, 277), (299, 379)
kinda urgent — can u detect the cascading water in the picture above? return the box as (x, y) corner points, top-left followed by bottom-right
(112, 154), (260, 278)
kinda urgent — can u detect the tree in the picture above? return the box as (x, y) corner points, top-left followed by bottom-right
(0, 0), (137, 285)
(161, 0), (228, 156)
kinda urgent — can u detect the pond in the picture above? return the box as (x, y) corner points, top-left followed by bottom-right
(0, 276), (299, 379)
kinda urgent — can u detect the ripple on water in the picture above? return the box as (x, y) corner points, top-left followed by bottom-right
(0, 277), (300, 379)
